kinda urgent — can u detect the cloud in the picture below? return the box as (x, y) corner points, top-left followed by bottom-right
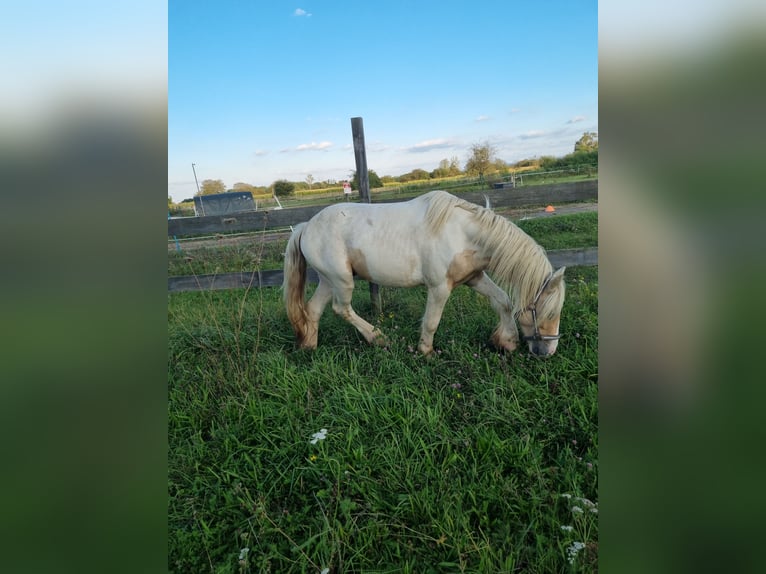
(367, 140), (391, 153)
(295, 141), (333, 151)
(567, 115), (587, 124)
(510, 108), (521, 114)
(518, 130), (547, 140)
(254, 149), (269, 156)
(294, 8), (312, 17)
(475, 115), (491, 122)
(405, 138), (456, 153)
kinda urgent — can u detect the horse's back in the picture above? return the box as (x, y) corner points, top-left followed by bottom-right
(300, 198), (438, 287)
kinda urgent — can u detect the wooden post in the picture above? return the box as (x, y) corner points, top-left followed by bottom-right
(350, 117), (381, 314)
(351, 117), (370, 202)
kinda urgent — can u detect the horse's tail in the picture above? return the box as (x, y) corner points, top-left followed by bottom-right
(283, 223), (310, 345)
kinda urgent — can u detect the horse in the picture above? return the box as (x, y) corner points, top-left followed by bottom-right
(283, 190), (566, 356)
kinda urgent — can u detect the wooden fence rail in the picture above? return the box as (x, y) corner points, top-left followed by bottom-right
(168, 180), (598, 293)
(168, 180), (597, 237)
(167, 247), (597, 293)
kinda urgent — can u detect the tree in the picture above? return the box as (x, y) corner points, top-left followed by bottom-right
(574, 132), (598, 153)
(448, 156), (462, 176)
(232, 182), (257, 194)
(198, 179), (226, 195)
(539, 155), (559, 170)
(305, 174), (315, 189)
(350, 169), (382, 191)
(493, 158), (509, 172)
(431, 159), (452, 179)
(399, 168), (430, 183)
(513, 158), (539, 168)
(465, 141), (496, 181)
(273, 180), (295, 197)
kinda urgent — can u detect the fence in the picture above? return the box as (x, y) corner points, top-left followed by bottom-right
(168, 180), (598, 292)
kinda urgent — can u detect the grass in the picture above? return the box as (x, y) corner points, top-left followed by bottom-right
(515, 212), (598, 251)
(168, 208), (598, 573)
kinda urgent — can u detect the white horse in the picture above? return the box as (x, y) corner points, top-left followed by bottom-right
(283, 190), (566, 356)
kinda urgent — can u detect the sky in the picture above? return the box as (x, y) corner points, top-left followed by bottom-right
(168, 0), (597, 202)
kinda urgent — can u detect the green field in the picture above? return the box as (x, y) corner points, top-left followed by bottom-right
(168, 214), (598, 573)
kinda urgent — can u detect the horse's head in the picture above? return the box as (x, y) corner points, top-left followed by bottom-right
(517, 267), (566, 357)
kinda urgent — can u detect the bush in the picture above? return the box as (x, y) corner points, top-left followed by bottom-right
(273, 180), (295, 197)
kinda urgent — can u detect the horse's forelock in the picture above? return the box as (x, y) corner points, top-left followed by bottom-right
(538, 278), (566, 319)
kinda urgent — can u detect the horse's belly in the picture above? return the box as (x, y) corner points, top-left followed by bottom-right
(350, 251), (423, 287)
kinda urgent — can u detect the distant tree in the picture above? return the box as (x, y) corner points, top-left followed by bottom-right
(232, 182), (257, 194)
(514, 158), (539, 168)
(574, 131), (598, 153)
(431, 158), (462, 179)
(448, 156), (462, 176)
(399, 168), (430, 183)
(198, 179), (226, 195)
(168, 196), (173, 206)
(350, 169), (383, 191)
(465, 141), (496, 181)
(539, 155), (558, 170)
(305, 174), (315, 189)
(273, 180), (296, 197)
(431, 159), (452, 179)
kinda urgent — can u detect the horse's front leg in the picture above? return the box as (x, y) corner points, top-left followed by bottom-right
(419, 284), (451, 355)
(467, 272), (519, 352)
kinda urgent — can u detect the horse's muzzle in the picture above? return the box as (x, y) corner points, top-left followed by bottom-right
(529, 342), (557, 357)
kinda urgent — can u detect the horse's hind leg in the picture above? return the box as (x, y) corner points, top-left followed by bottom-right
(331, 280), (387, 346)
(301, 279), (333, 349)
(467, 272), (519, 352)
(419, 284), (451, 355)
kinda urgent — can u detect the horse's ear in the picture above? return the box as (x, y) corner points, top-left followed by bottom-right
(550, 266), (566, 286)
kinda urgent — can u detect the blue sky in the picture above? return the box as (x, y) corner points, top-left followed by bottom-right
(169, 1), (597, 201)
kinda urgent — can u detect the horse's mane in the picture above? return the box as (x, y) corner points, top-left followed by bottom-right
(423, 191), (561, 314)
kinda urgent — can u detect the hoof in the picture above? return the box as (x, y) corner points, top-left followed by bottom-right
(418, 342), (434, 356)
(491, 331), (518, 353)
(371, 330), (389, 347)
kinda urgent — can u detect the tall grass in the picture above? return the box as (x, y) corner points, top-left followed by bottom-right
(169, 258), (598, 572)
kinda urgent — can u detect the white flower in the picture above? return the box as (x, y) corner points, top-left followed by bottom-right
(238, 547), (250, 560)
(571, 506), (584, 514)
(321, 569), (330, 574)
(560, 525), (574, 532)
(566, 541), (586, 564)
(310, 428), (328, 444)
(572, 496), (598, 513)
(560, 493), (572, 499)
